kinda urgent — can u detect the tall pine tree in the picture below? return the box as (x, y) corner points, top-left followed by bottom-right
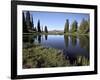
(64, 19), (69, 33)
(26, 11), (31, 31)
(37, 20), (41, 32)
(23, 12), (27, 32)
(70, 20), (78, 33)
(78, 18), (89, 33)
(31, 15), (34, 30)
(44, 26), (48, 33)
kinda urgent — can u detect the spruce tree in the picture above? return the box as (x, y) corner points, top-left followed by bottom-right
(79, 18), (89, 33)
(45, 26), (48, 33)
(37, 20), (41, 32)
(70, 20), (78, 33)
(64, 19), (69, 33)
(26, 11), (31, 31)
(23, 12), (27, 32)
(31, 15), (34, 30)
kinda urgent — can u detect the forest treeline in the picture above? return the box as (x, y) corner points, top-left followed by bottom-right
(64, 19), (89, 34)
(23, 11), (48, 33)
(23, 11), (89, 34)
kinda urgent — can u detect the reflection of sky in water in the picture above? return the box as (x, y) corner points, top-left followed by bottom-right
(42, 35), (65, 49)
(35, 35), (89, 59)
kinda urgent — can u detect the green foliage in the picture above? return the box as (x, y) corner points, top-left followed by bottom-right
(75, 56), (89, 66)
(23, 45), (89, 68)
(23, 12), (28, 33)
(70, 20), (78, 33)
(78, 18), (89, 34)
(37, 20), (41, 32)
(23, 46), (70, 68)
(31, 15), (34, 30)
(64, 19), (69, 33)
(44, 26), (48, 33)
(26, 11), (31, 30)
(23, 34), (89, 68)
(23, 11), (36, 33)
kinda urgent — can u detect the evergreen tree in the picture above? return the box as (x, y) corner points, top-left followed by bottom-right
(26, 11), (31, 30)
(37, 20), (41, 32)
(78, 18), (89, 33)
(64, 19), (69, 33)
(70, 20), (78, 33)
(23, 12), (27, 32)
(45, 26), (48, 33)
(86, 19), (89, 33)
(31, 15), (34, 30)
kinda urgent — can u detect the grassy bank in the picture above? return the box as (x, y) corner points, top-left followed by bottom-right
(23, 44), (89, 69)
(23, 45), (70, 68)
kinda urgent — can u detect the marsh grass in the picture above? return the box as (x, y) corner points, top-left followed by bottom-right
(23, 44), (89, 69)
(23, 45), (70, 68)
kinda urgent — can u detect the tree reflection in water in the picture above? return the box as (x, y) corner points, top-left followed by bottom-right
(45, 35), (48, 40)
(64, 35), (69, 48)
(38, 35), (41, 43)
(70, 35), (77, 47)
(23, 34), (90, 68)
(78, 35), (89, 52)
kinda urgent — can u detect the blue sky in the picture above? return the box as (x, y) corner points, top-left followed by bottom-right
(24, 11), (89, 31)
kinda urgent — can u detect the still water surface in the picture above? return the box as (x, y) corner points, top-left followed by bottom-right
(23, 34), (89, 65)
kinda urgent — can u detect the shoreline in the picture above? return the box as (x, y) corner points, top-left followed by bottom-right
(23, 32), (89, 36)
